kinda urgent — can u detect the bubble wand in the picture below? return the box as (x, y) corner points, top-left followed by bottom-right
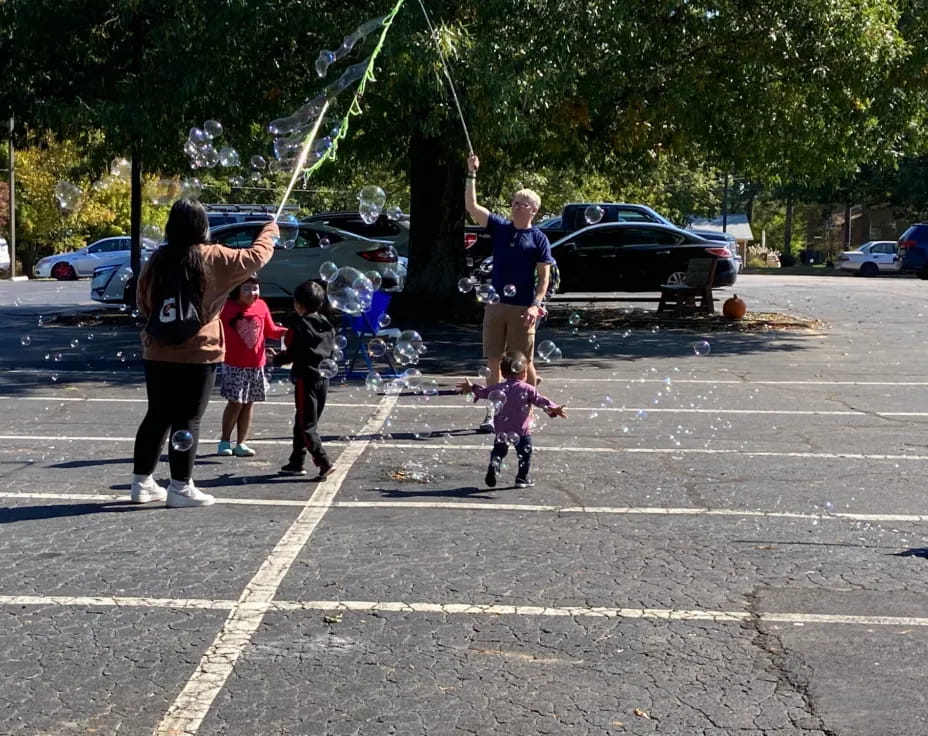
(274, 100), (330, 221)
(415, 0), (473, 153)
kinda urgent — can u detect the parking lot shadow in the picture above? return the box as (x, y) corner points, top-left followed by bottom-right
(1, 500), (146, 523)
(893, 547), (928, 559)
(373, 486), (495, 499)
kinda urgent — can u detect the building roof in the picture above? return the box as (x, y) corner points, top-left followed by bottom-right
(688, 214), (754, 242)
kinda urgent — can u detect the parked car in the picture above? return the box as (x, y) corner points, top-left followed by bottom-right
(0, 236), (9, 275)
(34, 236), (132, 280)
(205, 204), (283, 229)
(687, 228), (743, 273)
(91, 222), (403, 304)
(835, 241), (901, 276)
(476, 222), (737, 292)
(898, 224), (928, 278)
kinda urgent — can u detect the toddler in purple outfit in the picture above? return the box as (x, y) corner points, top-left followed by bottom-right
(457, 351), (568, 488)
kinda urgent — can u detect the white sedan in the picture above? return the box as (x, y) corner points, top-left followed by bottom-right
(836, 241), (901, 276)
(34, 236), (131, 280)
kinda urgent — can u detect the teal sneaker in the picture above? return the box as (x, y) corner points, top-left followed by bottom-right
(233, 443), (256, 457)
(217, 440), (233, 456)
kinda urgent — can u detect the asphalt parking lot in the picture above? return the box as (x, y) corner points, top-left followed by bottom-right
(2, 274), (928, 735)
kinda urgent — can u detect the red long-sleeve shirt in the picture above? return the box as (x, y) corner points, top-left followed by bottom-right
(220, 298), (287, 368)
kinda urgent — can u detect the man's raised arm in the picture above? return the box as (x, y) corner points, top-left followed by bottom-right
(464, 151), (490, 228)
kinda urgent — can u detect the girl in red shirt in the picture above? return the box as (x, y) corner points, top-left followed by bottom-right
(217, 276), (287, 457)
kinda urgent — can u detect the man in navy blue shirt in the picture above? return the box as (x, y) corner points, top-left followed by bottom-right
(465, 151), (555, 432)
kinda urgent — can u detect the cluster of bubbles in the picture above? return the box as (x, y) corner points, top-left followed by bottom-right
(183, 120), (226, 169)
(364, 365), (437, 396)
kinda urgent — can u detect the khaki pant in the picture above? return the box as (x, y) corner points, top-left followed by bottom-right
(482, 303), (535, 361)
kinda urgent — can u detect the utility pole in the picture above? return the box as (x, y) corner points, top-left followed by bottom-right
(721, 173), (729, 233)
(6, 116), (14, 280)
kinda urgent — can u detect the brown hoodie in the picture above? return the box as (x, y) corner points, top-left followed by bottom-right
(138, 221), (278, 364)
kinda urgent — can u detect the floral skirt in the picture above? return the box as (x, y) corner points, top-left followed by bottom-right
(219, 365), (268, 403)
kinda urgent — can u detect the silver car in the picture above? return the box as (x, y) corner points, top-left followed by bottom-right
(35, 236), (132, 280)
(91, 221), (404, 304)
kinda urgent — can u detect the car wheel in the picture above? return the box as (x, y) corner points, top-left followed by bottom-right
(51, 262), (77, 280)
(665, 270), (687, 285)
(860, 262), (879, 277)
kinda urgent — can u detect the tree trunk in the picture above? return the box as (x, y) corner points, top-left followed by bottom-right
(396, 127), (473, 315)
(784, 194), (794, 257)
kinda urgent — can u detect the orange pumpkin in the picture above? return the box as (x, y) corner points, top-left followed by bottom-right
(723, 294), (747, 320)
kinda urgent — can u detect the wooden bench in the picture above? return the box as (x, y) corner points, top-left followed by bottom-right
(656, 257), (718, 316)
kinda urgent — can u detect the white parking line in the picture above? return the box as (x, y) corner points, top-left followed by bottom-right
(4, 434), (928, 462)
(1, 594), (927, 628)
(154, 395), (398, 736)
(4, 492), (925, 523)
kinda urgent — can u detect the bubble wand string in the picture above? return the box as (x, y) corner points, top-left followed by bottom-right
(274, 100), (331, 221)
(414, 0), (473, 153)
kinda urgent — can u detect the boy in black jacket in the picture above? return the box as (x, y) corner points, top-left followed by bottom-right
(272, 280), (337, 480)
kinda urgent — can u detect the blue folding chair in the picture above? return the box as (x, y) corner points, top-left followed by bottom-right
(341, 290), (400, 379)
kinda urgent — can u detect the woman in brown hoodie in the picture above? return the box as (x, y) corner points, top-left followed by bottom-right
(130, 199), (278, 507)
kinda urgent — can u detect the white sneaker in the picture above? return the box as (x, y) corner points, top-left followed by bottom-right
(130, 475), (168, 504)
(166, 481), (215, 508)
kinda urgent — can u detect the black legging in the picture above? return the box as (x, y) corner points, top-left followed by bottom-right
(133, 361), (217, 481)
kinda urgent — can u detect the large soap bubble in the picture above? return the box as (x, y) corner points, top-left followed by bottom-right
(326, 266), (373, 315)
(54, 181), (82, 214)
(318, 358), (339, 378)
(319, 261), (339, 282)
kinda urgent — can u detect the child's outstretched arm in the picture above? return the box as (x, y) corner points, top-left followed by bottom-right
(456, 377), (474, 394)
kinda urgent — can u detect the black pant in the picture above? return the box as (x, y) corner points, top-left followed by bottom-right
(491, 434), (533, 479)
(133, 361), (217, 481)
(289, 374), (329, 468)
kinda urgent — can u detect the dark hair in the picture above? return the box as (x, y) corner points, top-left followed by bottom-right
(229, 275), (259, 302)
(228, 276), (261, 328)
(293, 280), (325, 314)
(500, 350), (528, 377)
(149, 199), (208, 308)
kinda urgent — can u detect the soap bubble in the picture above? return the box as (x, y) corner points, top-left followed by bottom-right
(141, 223), (163, 242)
(319, 261), (339, 282)
(228, 176), (245, 188)
(401, 368), (423, 391)
(584, 205), (604, 224)
(477, 366), (490, 379)
(488, 389), (507, 414)
(171, 430), (194, 452)
(503, 284), (517, 298)
(277, 213), (299, 249)
(203, 119), (223, 138)
(475, 284), (494, 303)
(189, 127), (210, 144)
(378, 313), (392, 329)
(368, 338), (387, 357)
(54, 181), (82, 213)
(319, 237), (331, 248)
(385, 206), (403, 220)
(549, 346), (563, 361)
(315, 49), (336, 77)
(181, 178), (202, 199)
(568, 312), (582, 326)
(358, 185), (387, 208)
(537, 340), (557, 361)
(250, 155), (267, 170)
(693, 340), (711, 356)
(218, 147), (240, 167)
(458, 277), (476, 293)
(20, 335), (31, 346)
(335, 334), (348, 350)
(365, 371), (383, 391)
(318, 358), (339, 379)
(506, 432), (521, 445)
(69, 339), (79, 348)
(326, 267), (371, 314)
(364, 271), (383, 291)
(149, 178), (179, 206)
(359, 201), (381, 225)
(110, 157), (132, 181)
